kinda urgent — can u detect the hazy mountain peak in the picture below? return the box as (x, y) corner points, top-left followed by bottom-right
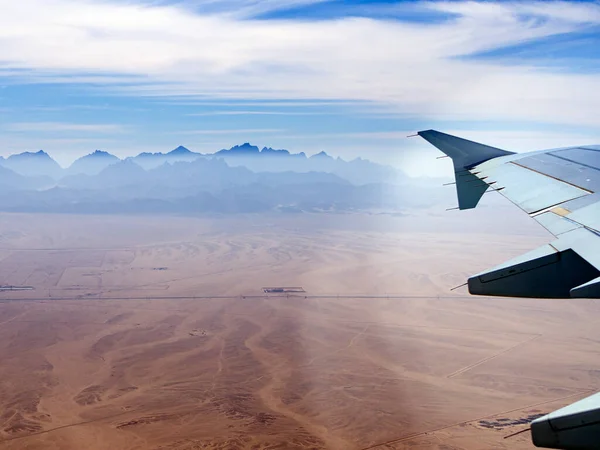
(260, 147), (290, 156)
(311, 151), (332, 160)
(89, 150), (116, 158)
(68, 149), (120, 175)
(218, 143), (260, 155)
(3, 149), (63, 179)
(8, 149), (51, 160)
(168, 145), (192, 155)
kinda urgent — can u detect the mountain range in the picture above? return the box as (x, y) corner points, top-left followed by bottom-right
(1, 144), (399, 184)
(0, 143), (439, 215)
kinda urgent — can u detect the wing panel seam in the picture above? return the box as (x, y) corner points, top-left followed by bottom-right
(509, 161), (594, 194)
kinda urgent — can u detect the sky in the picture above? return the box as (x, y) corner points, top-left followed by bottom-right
(0, 0), (599, 175)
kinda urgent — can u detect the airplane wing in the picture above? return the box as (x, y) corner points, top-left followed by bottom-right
(418, 130), (600, 299)
(530, 393), (600, 449)
(418, 130), (600, 449)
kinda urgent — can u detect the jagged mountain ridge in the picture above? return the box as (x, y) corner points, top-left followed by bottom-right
(1, 143), (400, 185)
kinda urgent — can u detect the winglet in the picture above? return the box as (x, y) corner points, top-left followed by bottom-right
(418, 130), (514, 169)
(418, 130), (515, 209)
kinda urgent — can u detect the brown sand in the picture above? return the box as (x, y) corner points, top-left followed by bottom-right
(0, 211), (599, 449)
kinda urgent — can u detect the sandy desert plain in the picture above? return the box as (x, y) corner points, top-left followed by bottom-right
(0, 208), (599, 450)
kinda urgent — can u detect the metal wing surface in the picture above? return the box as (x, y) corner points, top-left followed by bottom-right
(419, 130), (600, 449)
(418, 130), (600, 299)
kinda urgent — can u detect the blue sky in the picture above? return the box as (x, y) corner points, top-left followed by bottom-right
(0, 0), (599, 175)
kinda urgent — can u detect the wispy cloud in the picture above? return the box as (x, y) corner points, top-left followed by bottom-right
(186, 110), (324, 116)
(4, 122), (127, 133)
(176, 128), (284, 135)
(0, 0), (599, 129)
(160, 100), (364, 107)
(145, 0), (330, 19)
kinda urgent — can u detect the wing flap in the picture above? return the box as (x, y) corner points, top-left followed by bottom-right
(532, 392), (600, 449)
(468, 227), (600, 298)
(467, 244), (599, 298)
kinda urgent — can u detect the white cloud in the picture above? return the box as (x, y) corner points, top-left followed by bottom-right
(3, 122), (127, 133)
(0, 0), (599, 128)
(175, 128), (284, 134)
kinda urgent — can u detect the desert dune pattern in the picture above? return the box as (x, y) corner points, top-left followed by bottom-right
(1, 211), (599, 450)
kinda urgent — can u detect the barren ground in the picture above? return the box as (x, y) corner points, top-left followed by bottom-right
(0, 210), (599, 450)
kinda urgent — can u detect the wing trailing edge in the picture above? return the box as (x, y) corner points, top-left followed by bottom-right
(467, 243), (600, 298)
(532, 392), (600, 449)
(418, 129), (515, 209)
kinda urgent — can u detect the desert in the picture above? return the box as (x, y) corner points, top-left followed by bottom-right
(0, 209), (598, 450)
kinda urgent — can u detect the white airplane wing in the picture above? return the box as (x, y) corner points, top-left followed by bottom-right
(419, 130), (600, 299)
(419, 130), (600, 449)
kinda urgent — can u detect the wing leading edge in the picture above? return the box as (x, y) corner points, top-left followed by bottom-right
(418, 130), (600, 299)
(418, 129), (600, 449)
